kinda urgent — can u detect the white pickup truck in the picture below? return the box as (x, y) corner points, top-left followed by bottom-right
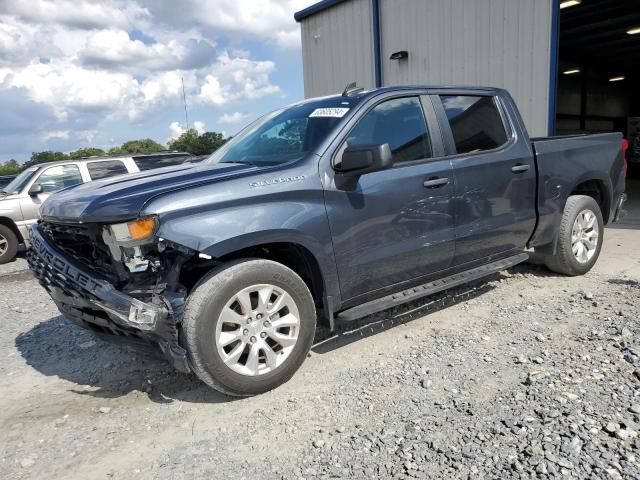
(0, 152), (190, 263)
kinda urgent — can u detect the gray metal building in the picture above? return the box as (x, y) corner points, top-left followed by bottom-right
(295, 0), (640, 140)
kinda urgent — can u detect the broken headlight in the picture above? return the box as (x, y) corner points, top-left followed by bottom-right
(110, 215), (159, 245)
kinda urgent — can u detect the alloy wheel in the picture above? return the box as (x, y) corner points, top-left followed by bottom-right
(571, 209), (599, 264)
(215, 284), (300, 376)
(0, 233), (7, 257)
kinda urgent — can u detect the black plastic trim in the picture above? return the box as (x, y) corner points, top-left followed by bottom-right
(337, 253), (528, 322)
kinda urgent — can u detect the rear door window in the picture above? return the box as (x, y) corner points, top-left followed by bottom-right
(133, 154), (190, 171)
(346, 96), (432, 164)
(87, 160), (128, 180)
(36, 164), (83, 193)
(440, 95), (509, 154)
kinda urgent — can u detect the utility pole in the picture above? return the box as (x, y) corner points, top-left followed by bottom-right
(182, 76), (189, 131)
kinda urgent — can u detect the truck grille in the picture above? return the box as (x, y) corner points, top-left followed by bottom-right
(39, 221), (117, 282)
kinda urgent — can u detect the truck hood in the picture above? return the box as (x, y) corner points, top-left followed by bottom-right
(41, 162), (258, 223)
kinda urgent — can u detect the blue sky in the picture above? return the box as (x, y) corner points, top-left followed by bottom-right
(0, 0), (317, 162)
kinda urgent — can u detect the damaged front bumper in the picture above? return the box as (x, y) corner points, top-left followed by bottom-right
(27, 225), (190, 373)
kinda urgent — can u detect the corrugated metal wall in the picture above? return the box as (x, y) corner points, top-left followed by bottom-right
(299, 0), (553, 136)
(300, 0), (374, 98)
(379, 0), (551, 136)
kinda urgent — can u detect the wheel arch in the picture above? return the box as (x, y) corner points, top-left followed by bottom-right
(568, 177), (611, 224)
(0, 216), (23, 243)
(180, 235), (339, 318)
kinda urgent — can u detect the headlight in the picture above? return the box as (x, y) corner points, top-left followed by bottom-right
(111, 216), (158, 244)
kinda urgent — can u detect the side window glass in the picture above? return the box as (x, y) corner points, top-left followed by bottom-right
(346, 97), (432, 163)
(87, 160), (128, 180)
(36, 165), (83, 193)
(134, 155), (190, 171)
(440, 95), (509, 154)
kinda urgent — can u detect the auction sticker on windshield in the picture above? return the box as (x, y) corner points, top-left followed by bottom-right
(309, 108), (349, 118)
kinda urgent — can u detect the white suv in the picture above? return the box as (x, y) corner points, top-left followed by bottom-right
(0, 152), (190, 264)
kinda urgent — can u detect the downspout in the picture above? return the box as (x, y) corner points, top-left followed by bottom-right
(548, 0), (560, 136)
(372, 0), (382, 88)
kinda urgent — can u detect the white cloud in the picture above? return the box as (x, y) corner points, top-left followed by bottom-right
(79, 29), (216, 73)
(193, 121), (206, 134)
(0, 61), (178, 124)
(168, 120), (205, 142)
(169, 121), (185, 140)
(0, 0), (150, 30)
(146, 0), (313, 49)
(42, 130), (70, 141)
(199, 52), (282, 106)
(219, 112), (248, 125)
(0, 60), (139, 120)
(0, 18), (62, 66)
(274, 30), (303, 50)
(0, 48), (281, 124)
(78, 130), (98, 143)
(140, 70), (193, 105)
(0, 0), (297, 161)
(199, 76), (226, 106)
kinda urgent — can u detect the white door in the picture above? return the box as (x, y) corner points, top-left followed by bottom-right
(19, 164), (84, 226)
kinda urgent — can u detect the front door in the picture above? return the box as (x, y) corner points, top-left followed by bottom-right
(323, 95), (455, 302)
(19, 163), (84, 227)
(435, 94), (537, 266)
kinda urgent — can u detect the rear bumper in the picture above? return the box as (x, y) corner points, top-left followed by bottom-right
(613, 193), (627, 223)
(27, 225), (190, 372)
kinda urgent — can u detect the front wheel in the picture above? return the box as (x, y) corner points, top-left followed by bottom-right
(182, 259), (316, 396)
(543, 195), (604, 276)
(0, 225), (19, 265)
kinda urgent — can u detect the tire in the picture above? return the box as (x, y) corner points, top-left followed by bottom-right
(543, 195), (604, 276)
(0, 225), (18, 265)
(182, 258), (316, 396)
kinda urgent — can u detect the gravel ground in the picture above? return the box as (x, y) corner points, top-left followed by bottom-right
(1, 220), (639, 479)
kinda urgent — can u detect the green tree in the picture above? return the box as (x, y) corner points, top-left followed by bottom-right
(168, 129), (226, 155)
(68, 147), (106, 159)
(112, 138), (166, 154)
(107, 146), (124, 156)
(0, 159), (21, 176)
(24, 151), (69, 169)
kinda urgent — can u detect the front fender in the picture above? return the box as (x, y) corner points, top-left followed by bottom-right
(153, 198), (340, 301)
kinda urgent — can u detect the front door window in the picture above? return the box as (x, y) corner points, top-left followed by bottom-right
(35, 165), (83, 193)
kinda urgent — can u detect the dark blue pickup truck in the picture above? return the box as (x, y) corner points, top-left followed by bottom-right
(28, 85), (626, 396)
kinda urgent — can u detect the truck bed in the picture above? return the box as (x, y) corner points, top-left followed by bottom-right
(528, 132), (625, 248)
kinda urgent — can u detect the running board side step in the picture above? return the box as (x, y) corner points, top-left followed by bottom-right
(336, 253), (529, 322)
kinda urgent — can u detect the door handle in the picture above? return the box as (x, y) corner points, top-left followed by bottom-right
(512, 164), (530, 173)
(423, 177), (449, 188)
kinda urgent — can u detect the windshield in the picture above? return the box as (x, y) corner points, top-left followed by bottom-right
(207, 97), (361, 167)
(1, 167), (39, 194)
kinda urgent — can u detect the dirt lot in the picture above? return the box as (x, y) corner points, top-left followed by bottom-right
(1, 183), (639, 480)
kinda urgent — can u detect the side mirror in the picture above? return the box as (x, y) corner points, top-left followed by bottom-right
(28, 184), (43, 196)
(334, 144), (393, 176)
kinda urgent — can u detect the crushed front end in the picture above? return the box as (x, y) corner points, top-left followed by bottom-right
(27, 218), (195, 372)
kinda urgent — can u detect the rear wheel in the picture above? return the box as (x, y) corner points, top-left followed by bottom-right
(543, 195), (603, 276)
(0, 225), (18, 264)
(182, 259), (316, 396)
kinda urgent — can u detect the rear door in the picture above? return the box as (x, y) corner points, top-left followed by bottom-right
(434, 93), (536, 266)
(322, 93), (455, 302)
